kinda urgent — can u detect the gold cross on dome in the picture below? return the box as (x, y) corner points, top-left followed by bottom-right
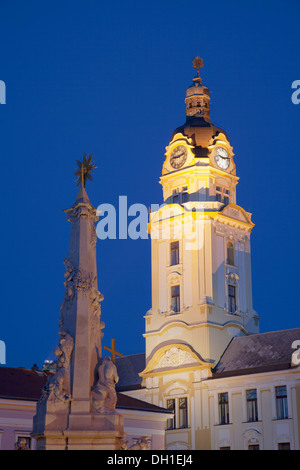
(192, 56), (204, 77)
(104, 338), (123, 364)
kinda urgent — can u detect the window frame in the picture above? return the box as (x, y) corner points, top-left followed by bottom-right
(216, 186), (222, 202)
(172, 186), (189, 204)
(228, 284), (237, 314)
(171, 285), (180, 314)
(275, 385), (289, 420)
(166, 396), (188, 431)
(14, 433), (32, 450)
(172, 188), (180, 204)
(226, 242), (235, 266)
(170, 241), (180, 266)
(246, 389), (258, 422)
(218, 392), (230, 425)
(166, 398), (176, 430)
(278, 442), (290, 450)
(181, 186), (189, 203)
(215, 186), (231, 205)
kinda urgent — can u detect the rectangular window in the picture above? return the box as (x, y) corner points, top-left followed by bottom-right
(166, 397), (188, 430)
(15, 435), (31, 450)
(246, 389), (258, 422)
(216, 187), (231, 205)
(166, 399), (176, 430)
(276, 386), (288, 419)
(226, 242), (234, 266)
(223, 189), (230, 205)
(228, 285), (236, 314)
(218, 392), (229, 425)
(216, 186), (222, 202)
(171, 285), (180, 313)
(278, 442), (290, 450)
(170, 241), (179, 265)
(248, 444), (260, 450)
(179, 397), (188, 428)
(181, 186), (189, 203)
(172, 189), (179, 204)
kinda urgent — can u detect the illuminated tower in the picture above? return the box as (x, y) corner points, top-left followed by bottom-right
(138, 58), (259, 448)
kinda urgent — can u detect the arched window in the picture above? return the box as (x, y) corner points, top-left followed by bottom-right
(227, 242), (234, 266)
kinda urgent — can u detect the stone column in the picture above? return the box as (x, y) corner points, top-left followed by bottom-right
(32, 187), (124, 450)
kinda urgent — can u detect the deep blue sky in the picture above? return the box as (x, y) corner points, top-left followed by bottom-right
(0, 0), (299, 368)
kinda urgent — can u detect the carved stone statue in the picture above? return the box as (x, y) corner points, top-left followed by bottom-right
(120, 439), (128, 450)
(91, 356), (119, 414)
(41, 332), (74, 403)
(128, 437), (150, 450)
(15, 438), (30, 450)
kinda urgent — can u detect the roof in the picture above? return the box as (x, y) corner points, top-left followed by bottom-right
(115, 353), (145, 391)
(116, 392), (171, 414)
(171, 116), (228, 156)
(0, 363), (168, 414)
(212, 328), (300, 379)
(0, 366), (48, 401)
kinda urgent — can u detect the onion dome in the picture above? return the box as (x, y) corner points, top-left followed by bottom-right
(171, 57), (227, 157)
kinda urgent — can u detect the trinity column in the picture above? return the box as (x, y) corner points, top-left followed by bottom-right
(32, 155), (125, 450)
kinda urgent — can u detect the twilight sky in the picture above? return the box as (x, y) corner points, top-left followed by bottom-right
(0, 0), (299, 368)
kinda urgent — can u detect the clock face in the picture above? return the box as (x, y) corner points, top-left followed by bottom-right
(215, 147), (230, 170)
(170, 145), (187, 169)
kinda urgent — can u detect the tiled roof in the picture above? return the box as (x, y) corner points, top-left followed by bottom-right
(115, 353), (145, 391)
(0, 366), (47, 401)
(116, 393), (171, 414)
(212, 328), (300, 378)
(0, 363), (167, 414)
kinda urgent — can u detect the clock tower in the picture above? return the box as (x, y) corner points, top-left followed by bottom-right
(137, 59), (259, 444)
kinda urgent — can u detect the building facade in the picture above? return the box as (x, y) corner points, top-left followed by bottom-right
(118, 58), (300, 450)
(0, 57), (299, 451)
(0, 366), (170, 450)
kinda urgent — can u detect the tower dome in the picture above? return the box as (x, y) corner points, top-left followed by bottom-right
(171, 57), (227, 157)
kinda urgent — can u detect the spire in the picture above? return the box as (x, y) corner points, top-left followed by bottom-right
(185, 56), (211, 121)
(32, 157), (125, 449)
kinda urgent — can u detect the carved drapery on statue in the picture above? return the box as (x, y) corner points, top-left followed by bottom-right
(40, 332), (74, 404)
(120, 437), (150, 450)
(59, 260), (104, 342)
(91, 356), (119, 414)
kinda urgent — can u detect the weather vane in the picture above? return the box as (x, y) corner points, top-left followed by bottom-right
(74, 153), (97, 189)
(192, 56), (204, 78)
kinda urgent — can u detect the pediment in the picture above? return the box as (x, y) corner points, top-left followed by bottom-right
(217, 204), (254, 227)
(140, 343), (213, 377)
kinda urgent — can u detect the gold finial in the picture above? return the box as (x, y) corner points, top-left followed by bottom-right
(74, 153), (97, 188)
(192, 56), (204, 78)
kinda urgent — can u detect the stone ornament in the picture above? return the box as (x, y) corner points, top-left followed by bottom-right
(226, 272), (239, 285)
(128, 437), (150, 450)
(40, 332), (74, 404)
(15, 438), (30, 450)
(157, 347), (194, 368)
(91, 356), (119, 414)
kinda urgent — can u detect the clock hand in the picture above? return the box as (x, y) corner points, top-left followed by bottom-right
(173, 152), (184, 158)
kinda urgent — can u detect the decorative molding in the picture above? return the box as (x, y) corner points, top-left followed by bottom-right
(226, 272), (239, 285)
(140, 343), (213, 378)
(157, 347), (195, 368)
(91, 357), (119, 414)
(39, 332), (74, 405)
(65, 202), (99, 223)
